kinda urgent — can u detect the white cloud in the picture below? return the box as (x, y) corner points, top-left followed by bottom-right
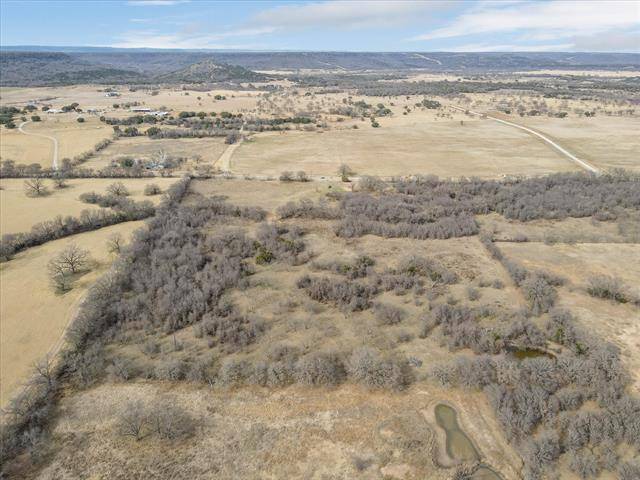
(127, 1), (190, 6)
(111, 29), (266, 49)
(411, 1), (640, 41)
(447, 42), (574, 52)
(251, 0), (452, 30)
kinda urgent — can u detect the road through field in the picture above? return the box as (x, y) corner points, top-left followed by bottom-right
(216, 124), (245, 171)
(19, 120), (59, 170)
(450, 106), (600, 174)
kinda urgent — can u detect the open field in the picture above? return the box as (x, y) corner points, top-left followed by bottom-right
(511, 116), (640, 172)
(232, 115), (579, 178)
(24, 382), (520, 480)
(0, 220), (146, 405)
(500, 242), (640, 393)
(2, 62), (640, 480)
(0, 85), (262, 114)
(0, 114), (111, 167)
(0, 177), (176, 235)
(83, 137), (228, 170)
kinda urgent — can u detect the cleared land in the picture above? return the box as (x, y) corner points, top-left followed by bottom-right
(0, 177), (176, 235)
(83, 137), (227, 170)
(1, 114), (111, 167)
(514, 116), (640, 172)
(0, 220), (146, 405)
(232, 115), (579, 178)
(29, 382), (520, 480)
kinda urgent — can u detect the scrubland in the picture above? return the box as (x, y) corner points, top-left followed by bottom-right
(1, 71), (639, 480)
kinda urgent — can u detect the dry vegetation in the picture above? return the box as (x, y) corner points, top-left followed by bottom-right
(1, 70), (639, 480)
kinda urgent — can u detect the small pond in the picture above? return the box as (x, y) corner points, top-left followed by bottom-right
(434, 403), (503, 480)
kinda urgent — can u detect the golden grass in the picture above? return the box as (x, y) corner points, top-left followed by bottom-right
(0, 221), (146, 406)
(83, 136), (228, 170)
(0, 177), (177, 235)
(232, 114), (578, 178)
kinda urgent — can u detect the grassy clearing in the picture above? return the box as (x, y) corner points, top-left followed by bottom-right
(233, 115), (577, 178)
(0, 177), (176, 235)
(0, 220), (146, 405)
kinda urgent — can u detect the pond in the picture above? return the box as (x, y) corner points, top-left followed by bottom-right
(434, 403), (503, 480)
(508, 346), (554, 361)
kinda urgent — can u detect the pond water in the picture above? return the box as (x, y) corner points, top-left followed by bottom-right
(509, 347), (553, 360)
(434, 403), (503, 480)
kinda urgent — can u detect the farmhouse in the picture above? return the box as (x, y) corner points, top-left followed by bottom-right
(130, 107), (153, 113)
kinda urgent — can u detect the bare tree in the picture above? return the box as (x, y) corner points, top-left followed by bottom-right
(24, 178), (48, 197)
(338, 163), (354, 182)
(106, 182), (129, 197)
(30, 355), (56, 391)
(56, 244), (90, 274)
(47, 257), (71, 292)
(106, 233), (124, 255)
(118, 400), (148, 441)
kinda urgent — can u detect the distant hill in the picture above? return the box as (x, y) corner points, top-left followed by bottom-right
(2, 50), (639, 86)
(0, 52), (267, 86)
(0, 51), (144, 86)
(156, 59), (266, 83)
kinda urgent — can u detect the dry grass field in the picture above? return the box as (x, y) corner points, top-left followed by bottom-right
(0, 86), (261, 114)
(0, 177), (176, 235)
(0, 220), (146, 406)
(233, 115), (578, 178)
(2, 68), (640, 480)
(25, 382), (520, 480)
(0, 114), (112, 167)
(83, 137), (228, 170)
(512, 116), (640, 172)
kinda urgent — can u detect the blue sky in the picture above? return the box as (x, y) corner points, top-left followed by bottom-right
(1, 0), (638, 52)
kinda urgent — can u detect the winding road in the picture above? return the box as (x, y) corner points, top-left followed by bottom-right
(18, 120), (59, 170)
(450, 106), (600, 174)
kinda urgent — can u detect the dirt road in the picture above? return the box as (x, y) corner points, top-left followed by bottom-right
(450, 106), (600, 174)
(19, 120), (59, 170)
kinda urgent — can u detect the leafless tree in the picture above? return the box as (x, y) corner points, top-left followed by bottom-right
(106, 181), (129, 197)
(56, 244), (90, 274)
(118, 400), (148, 441)
(106, 233), (124, 255)
(23, 178), (48, 197)
(47, 257), (71, 292)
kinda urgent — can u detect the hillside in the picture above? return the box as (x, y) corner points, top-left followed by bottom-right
(0, 52), (266, 86)
(0, 52), (145, 86)
(156, 59), (266, 83)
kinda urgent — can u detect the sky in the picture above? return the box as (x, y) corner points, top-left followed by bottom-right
(0, 0), (638, 52)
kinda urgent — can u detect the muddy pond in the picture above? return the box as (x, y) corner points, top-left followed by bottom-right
(434, 403), (503, 480)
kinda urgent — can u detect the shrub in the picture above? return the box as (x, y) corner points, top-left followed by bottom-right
(522, 274), (557, 315)
(117, 400), (148, 441)
(106, 182), (129, 197)
(346, 348), (412, 390)
(586, 275), (628, 303)
(294, 352), (345, 386)
(373, 303), (405, 325)
(154, 359), (186, 381)
(279, 171), (293, 182)
(149, 398), (195, 440)
(144, 183), (162, 196)
(466, 286), (481, 301)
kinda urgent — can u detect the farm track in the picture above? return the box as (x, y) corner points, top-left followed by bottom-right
(450, 106), (600, 174)
(18, 120), (59, 170)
